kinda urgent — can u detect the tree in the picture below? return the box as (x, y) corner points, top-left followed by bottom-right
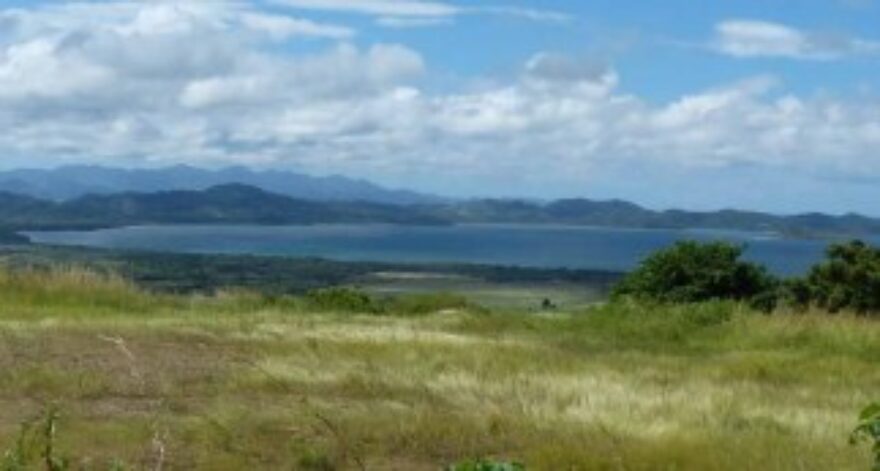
(797, 240), (880, 314)
(613, 241), (778, 309)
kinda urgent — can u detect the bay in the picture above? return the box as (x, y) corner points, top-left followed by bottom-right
(24, 224), (873, 275)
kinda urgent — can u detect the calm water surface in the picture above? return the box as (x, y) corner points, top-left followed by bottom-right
(24, 224), (871, 275)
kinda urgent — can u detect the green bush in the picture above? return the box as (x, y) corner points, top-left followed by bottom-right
(792, 241), (880, 314)
(850, 402), (880, 470)
(612, 241), (778, 310)
(780, 277), (813, 310)
(305, 287), (380, 313)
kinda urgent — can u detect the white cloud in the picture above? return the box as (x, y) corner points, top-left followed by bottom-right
(0, 2), (353, 42)
(475, 6), (572, 23)
(271, 0), (572, 26)
(0, 38), (115, 100)
(179, 43), (425, 109)
(270, 0), (460, 17)
(713, 19), (880, 60)
(239, 13), (355, 40)
(375, 16), (452, 28)
(0, 2), (880, 204)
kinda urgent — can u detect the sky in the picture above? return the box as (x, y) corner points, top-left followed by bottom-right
(1, 0), (880, 214)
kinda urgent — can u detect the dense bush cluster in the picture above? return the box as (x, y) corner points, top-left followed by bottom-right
(612, 241), (778, 311)
(790, 241), (880, 314)
(614, 240), (880, 315)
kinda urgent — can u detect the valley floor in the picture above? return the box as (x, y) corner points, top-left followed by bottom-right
(0, 270), (877, 470)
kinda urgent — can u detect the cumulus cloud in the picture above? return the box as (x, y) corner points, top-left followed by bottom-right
(712, 19), (880, 60)
(0, 2), (420, 165)
(178, 43), (425, 109)
(0, 1), (880, 203)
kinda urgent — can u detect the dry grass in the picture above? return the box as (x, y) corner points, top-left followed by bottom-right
(0, 268), (877, 470)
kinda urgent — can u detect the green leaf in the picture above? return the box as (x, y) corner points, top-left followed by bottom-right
(860, 403), (880, 421)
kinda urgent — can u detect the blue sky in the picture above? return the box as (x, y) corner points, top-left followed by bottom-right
(1, 0), (880, 214)
(254, 0), (880, 98)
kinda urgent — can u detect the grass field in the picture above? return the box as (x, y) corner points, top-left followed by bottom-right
(0, 268), (877, 470)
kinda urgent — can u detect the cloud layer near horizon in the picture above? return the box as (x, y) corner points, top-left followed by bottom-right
(0, 2), (879, 209)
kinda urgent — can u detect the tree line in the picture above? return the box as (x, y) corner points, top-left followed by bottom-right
(613, 239), (880, 315)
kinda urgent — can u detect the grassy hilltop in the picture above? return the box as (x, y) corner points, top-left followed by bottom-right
(0, 268), (877, 470)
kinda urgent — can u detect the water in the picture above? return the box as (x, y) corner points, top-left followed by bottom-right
(23, 224), (868, 275)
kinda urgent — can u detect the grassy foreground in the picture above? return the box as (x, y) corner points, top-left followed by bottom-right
(0, 269), (877, 470)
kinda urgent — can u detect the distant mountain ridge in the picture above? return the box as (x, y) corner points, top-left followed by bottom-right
(0, 184), (445, 230)
(423, 199), (880, 238)
(0, 166), (878, 238)
(0, 165), (441, 205)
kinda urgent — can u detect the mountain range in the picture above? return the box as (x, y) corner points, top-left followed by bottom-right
(0, 184), (444, 231)
(0, 166), (878, 239)
(0, 165), (440, 205)
(429, 199), (880, 238)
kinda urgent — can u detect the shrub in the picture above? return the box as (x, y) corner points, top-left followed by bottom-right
(305, 287), (380, 313)
(386, 292), (475, 316)
(795, 240), (880, 314)
(297, 447), (335, 471)
(780, 277), (812, 310)
(612, 241), (778, 310)
(446, 459), (525, 471)
(850, 402), (880, 470)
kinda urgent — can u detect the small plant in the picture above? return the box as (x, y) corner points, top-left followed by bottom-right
(0, 405), (69, 471)
(1, 419), (31, 471)
(446, 459), (525, 471)
(851, 402), (880, 470)
(41, 406), (67, 471)
(297, 448), (336, 471)
(0, 405), (131, 471)
(107, 459), (129, 471)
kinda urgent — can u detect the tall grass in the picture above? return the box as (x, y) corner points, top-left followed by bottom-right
(0, 266), (163, 317)
(0, 266), (877, 469)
